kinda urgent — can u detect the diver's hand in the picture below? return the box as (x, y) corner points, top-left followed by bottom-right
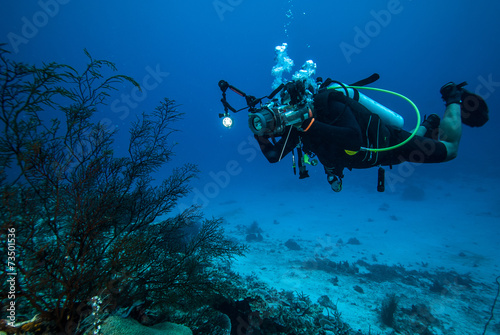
(254, 134), (270, 144)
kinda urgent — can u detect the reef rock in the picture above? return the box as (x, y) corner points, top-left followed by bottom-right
(98, 316), (192, 335)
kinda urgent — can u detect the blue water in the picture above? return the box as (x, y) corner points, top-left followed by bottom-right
(2, 0), (499, 333)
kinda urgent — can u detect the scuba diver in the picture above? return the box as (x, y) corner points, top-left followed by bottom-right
(217, 75), (489, 192)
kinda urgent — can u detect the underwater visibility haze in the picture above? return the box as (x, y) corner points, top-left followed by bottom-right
(1, 0), (500, 334)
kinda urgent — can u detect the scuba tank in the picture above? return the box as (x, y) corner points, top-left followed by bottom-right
(328, 83), (405, 129)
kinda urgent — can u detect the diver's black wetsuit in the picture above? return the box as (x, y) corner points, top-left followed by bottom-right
(255, 93), (448, 177)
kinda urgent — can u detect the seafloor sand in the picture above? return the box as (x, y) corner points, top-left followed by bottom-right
(201, 171), (500, 335)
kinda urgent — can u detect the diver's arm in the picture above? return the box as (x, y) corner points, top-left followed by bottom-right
(254, 127), (300, 163)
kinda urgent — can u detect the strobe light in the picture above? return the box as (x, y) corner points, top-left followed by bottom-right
(222, 115), (233, 128)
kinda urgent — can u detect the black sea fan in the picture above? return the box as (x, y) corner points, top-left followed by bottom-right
(0, 47), (245, 334)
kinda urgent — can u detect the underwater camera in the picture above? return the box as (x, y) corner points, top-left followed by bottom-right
(218, 79), (314, 136)
(247, 101), (313, 136)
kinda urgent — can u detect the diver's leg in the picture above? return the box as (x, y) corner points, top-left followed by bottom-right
(439, 103), (462, 161)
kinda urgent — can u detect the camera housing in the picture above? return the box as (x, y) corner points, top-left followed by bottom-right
(248, 100), (313, 136)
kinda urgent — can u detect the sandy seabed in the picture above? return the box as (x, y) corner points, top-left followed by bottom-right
(202, 171), (500, 335)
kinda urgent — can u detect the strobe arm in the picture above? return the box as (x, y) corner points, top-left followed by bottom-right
(217, 80), (286, 118)
(219, 79), (247, 98)
(219, 80), (236, 117)
(218, 80), (260, 114)
(220, 99), (237, 115)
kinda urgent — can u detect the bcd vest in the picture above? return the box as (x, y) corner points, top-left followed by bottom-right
(313, 89), (390, 167)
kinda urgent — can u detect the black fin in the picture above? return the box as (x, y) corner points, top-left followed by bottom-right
(350, 73), (380, 87)
(461, 89), (489, 127)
